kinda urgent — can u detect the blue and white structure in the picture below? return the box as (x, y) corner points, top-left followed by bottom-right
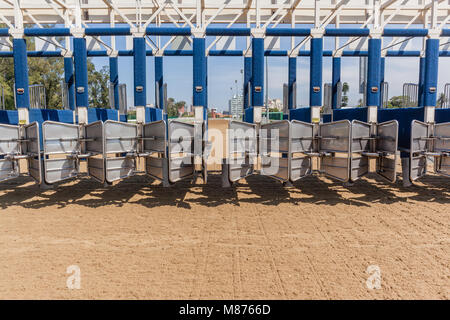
(0, 0), (448, 188)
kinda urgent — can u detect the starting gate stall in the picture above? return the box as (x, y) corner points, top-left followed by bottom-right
(410, 120), (450, 181)
(260, 120), (290, 182)
(41, 120), (104, 185)
(222, 120), (257, 187)
(0, 122), (41, 183)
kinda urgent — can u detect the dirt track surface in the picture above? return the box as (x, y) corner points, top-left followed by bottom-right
(0, 171), (449, 300)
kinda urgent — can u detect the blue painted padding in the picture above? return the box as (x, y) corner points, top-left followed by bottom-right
(243, 57), (252, 109)
(119, 114), (128, 122)
(424, 39), (439, 107)
(155, 56), (164, 109)
(288, 57), (296, 109)
(289, 107), (311, 122)
(366, 38), (381, 107)
(244, 107), (254, 123)
(435, 108), (450, 124)
(418, 57), (425, 107)
(378, 107), (424, 150)
(0, 110), (19, 125)
(331, 57), (341, 109)
(73, 38), (89, 107)
(251, 38), (264, 107)
(109, 57), (119, 110)
(322, 114), (332, 123)
(64, 57), (76, 110)
(193, 38), (207, 108)
(333, 107), (367, 122)
(310, 38), (323, 107)
(133, 37), (147, 107)
(145, 107), (163, 123)
(13, 39), (30, 109)
(87, 108), (118, 123)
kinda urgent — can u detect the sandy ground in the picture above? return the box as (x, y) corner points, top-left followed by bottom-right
(0, 119), (449, 299)
(0, 171), (448, 300)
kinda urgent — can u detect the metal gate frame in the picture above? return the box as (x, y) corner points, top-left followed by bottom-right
(0, 123), (21, 182)
(168, 120), (195, 183)
(289, 120), (314, 182)
(142, 120), (167, 182)
(319, 120), (352, 182)
(227, 120), (257, 183)
(260, 120), (290, 182)
(103, 120), (138, 184)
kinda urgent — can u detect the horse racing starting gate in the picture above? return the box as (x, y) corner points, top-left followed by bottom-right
(1, 117), (449, 188)
(222, 119), (400, 186)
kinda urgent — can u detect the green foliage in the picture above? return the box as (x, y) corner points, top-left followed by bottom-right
(341, 82), (349, 107)
(437, 93), (447, 108)
(166, 98), (187, 118)
(386, 96), (405, 108)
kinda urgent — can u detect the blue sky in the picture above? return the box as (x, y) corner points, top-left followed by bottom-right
(87, 25), (450, 112)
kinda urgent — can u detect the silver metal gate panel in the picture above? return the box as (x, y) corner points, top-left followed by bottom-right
(228, 121), (257, 182)
(350, 120), (370, 181)
(380, 82), (389, 108)
(143, 120), (167, 181)
(319, 120), (351, 182)
(119, 84), (127, 114)
(434, 122), (450, 176)
(443, 84), (450, 108)
(410, 120), (429, 181)
(168, 120), (195, 183)
(323, 83), (332, 114)
(0, 124), (20, 181)
(85, 121), (104, 183)
(260, 120), (289, 182)
(402, 83), (418, 108)
(290, 120), (314, 181)
(42, 121), (80, 184)
(29, 84), (46, 109)
(376, 120), (398, 182)
(104, 120), (138, 183)
(23, 122), (41, 184)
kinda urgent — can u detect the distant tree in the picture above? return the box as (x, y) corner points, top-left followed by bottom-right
(387, 96), (404, 108)
(341, 82), (349, 107)
(88, 62), (110, 109)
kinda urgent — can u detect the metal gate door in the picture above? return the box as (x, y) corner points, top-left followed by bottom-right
(434, 122), (450, 176)
(104, 120), (138, 183)
(228, 121), (257, 182)
(168, 120), (195, 183)
(376, 120), (398, 182)
(319, 120), (351, 182)
(85, 121), (105, 183)
(410, 120), (429, 181)
(143, 120), (167, 181)
(0, 124), (21, 182)
(260, 120), (290, 182)
(42, 121), (80, 184)
(290, 120), (314, 181)
(23, 122), (41, 183)
(350, 120), (370, 181)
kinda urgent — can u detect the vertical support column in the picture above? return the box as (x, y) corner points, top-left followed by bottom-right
(418, 56), (426, 107)
(109, 55), (119, 110)
(379, 56), (385, 107)
(288, 56), (297, 109)
(366, 36), (382, 123)
(133, 36), (146, 123)
(154, 55), (164, 109)
(243, 55), (252, 109)
(13, 37), (30, 123)
(193, 36), (207, 115)
(331, 55), (341, 110)
(64, 56), (76, 111)
(73, 34), (89, 123)
(310, 28), (324, 123)
(423, 37), (439, 116)
(251, 36), (264, 107)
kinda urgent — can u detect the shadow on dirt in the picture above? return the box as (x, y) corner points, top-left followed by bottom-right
(0, 172), (448, 210)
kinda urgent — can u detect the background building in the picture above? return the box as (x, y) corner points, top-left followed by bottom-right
(228, 94), (243, 119)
